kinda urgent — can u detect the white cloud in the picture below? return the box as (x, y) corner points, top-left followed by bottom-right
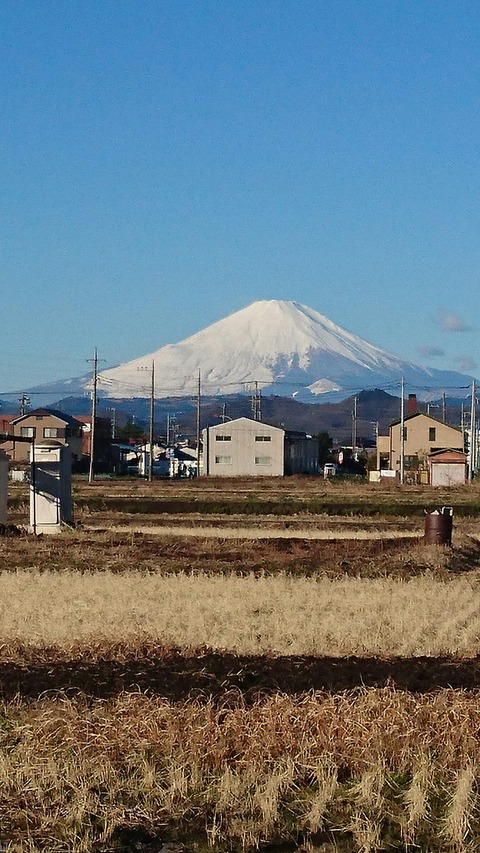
(454, 356), (477, 372)
(438, 310), (471, 332)
(416, 345), (445, 358)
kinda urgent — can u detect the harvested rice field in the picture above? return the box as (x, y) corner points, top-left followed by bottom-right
(2, 476), (480, 852)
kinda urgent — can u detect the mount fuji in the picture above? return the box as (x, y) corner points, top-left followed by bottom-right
(10, 300), (475, 404)
(90, 300), (473, 402)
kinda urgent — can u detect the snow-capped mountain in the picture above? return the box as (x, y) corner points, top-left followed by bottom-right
(88, 300), (474, 402)
(6, 300), (474, 405)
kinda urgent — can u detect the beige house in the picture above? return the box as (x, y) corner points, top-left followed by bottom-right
(376, 434), (390, 470)
(3, 409), (84, 464)
(203, 418), (284, 476)
(380, 412), (464, 476)
(202, 418), (320, 477)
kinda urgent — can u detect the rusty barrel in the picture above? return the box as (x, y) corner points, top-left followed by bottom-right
(424, 506), (453, 546)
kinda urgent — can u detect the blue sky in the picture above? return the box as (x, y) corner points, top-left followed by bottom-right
(1, 0), (479, 391)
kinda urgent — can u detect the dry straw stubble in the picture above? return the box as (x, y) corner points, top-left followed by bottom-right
(1, 690), (480, 851)
(0, 569), (480, 656)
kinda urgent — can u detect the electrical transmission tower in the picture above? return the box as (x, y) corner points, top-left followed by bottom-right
(251, 381), (262, 421)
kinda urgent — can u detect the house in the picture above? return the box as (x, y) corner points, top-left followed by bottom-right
(203, 418), (284, 476)
(2, 409), (84, 464)
(376, 434), (391, 470)
(284, 430), (321, 475)
(428, 449), (468, 487)
(135, 441), (164, 476)
(202, 417), (320, 477)
(75, 416), (113, 458)
(164, 447), (198, 478)
(380, 411), (464, 478)
(0, 415), (15, 437)
(75, 415), (120, 471)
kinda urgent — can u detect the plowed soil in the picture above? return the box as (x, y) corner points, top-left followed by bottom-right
(3, 528), (477, 577)
(1, 643), (479, 700)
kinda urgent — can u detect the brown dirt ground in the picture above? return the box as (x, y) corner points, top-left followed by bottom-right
(1, 643), (480, 700)
(0, 530), (423, 575)
(3, 529), (479, 577)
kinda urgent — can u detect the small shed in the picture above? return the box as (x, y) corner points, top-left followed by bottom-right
(428, 448), (467, 487)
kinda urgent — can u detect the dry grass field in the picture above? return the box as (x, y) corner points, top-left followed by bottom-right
(2, 476), (480, 852)
(2, 690), (480, 853)
(2, 568), (480, 657)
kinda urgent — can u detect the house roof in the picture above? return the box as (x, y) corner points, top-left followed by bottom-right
(427, 448), (467, 461)
(207, 417), (284, 433)
(75, 415), (111, 426)
(12, 408), (83, 428)
(285, 429), (310, 440)
(389, 411), (462, 432)
(173, 448), (197, 461)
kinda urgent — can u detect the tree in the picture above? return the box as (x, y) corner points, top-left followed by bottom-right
(116, 420), (146, 441)
(315, 431), (333, 466)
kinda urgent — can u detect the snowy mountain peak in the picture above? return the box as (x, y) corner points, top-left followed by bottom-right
(91, 299), (474, 402)
(183, 299), (382, 360)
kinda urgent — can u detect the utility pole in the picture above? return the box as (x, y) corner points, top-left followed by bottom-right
(442, 391), (446, 423)
(138, 362), (156, 481)
(148, 360), (155, 482)
(196, 370), (201, 476)
(18, 394), (30, 416)
(351, 396), (357, 459)
(469, 381), (476, 481)
(88, 348), (99, 484)
(400, 377), (405, 485)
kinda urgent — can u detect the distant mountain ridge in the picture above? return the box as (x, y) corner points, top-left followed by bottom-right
(44, 388), (464, 445)
(3, 299), (476, 403)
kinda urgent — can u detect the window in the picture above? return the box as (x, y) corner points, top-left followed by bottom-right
(44, 427), (59, 438)
(214, 455), (232, 464)
(255, 435), (271, 442)
(20, 426), (35, 438)
(255, 456), (272, 465)
(429, 427), (436, 441)
(215, 435), (231, 441)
